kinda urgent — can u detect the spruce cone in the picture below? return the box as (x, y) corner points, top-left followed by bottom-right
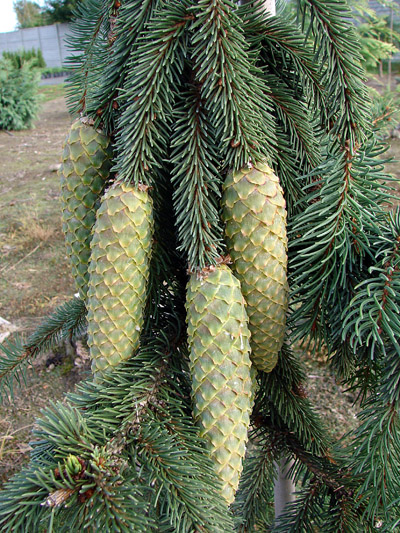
(60, 119), (112, 299)
(222, 161), (288, 373)
(87, 182), (153, 377)
(186, 264), (253, 504)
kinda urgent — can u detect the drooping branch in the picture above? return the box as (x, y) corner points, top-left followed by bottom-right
(289, 136), (392, 348)
(114, 2), (192, 186)
(170, 85), (225, 270)
(343, 208), (400, 357)
(85, 0), (161, 134)
(297, 0), (371, 152)
(64, 0), (108, 116)
(190, 0), (276, 170)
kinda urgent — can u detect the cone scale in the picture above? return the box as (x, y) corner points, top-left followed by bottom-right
(222, 161), (288, 373)
(87, 182), (153, 377)
(186, 264), (253, 504)
(60, 119), (112, 299)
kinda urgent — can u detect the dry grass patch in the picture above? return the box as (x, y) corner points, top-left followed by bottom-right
(20, 216), (56, 243)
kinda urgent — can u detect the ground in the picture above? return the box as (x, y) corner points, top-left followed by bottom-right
(0, 85), (75, 327)
(0, 85), (89, 485)
(0, 83), (400, 488)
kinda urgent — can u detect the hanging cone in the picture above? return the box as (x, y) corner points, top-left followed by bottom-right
(60, 118), (113, 299)
(186, 263), (253, 504)
(222, 161), (288, 372)
(87, 182), (153, 377)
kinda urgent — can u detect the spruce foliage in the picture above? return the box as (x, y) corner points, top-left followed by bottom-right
(2, 48), (46, 70)
(1, 0), (400, 530)
(0, 298), (86, 401)
(0, 57), (41, 131)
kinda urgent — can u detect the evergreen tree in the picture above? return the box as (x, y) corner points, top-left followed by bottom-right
(1, 0), (400, 531)
(13, 0), (45, 29)
(42, 0), (80, 24)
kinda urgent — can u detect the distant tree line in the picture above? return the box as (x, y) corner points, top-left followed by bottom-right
(13, 0), (78, 29)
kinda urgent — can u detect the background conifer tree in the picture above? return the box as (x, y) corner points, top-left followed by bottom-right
(1, 0), (400, 531)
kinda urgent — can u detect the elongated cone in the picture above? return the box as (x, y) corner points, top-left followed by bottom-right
(60, 119), (112, 299)
(222, 161), (288, 373)
(87, 182), (153, 377)
(186, 264), (253, 504)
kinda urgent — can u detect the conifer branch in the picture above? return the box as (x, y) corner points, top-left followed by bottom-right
(247, 423), (369, 531)
(253, 345), (330, 456)
(0, 402), (153, 532)
(291, 3), (378, 358)
(136, 416), (234, 532)
(0, 466), (50, 532)
(0, 341), (233, 531)
(86, 0), (160, 133)
(263, 73), (319, 170)
(349, 345), (400, 525)
(143, 172), (187, 336)
(236, 5), (324, 216)
(289, 137), (392, 347)
(260, 72), (320, 216)
(239, 4), (325, 112)
(114, 2), (192, 186)
(270, 464), (365, 532)
(64, 0), (108, 116)
(297, 0), (371, 151)
(266, 431), (372, 532)
(0, 298), (86, 402)
(271, 477), (324, 532)
(270, 344), (400, 529)
(327, 337), (358, 382)
(170, 86), (225, 270)
(287, 1), (381, 360)
(233, 445), (277, 531)
(343, 208), (400, 357)
(351, 400), (400, 525)
(190, 0), (276, 169)
(272, 128), (307, 217)
(0, 336), (29, 402)
(24, 298), (87, 358)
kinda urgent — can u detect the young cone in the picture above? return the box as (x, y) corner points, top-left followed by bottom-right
(222, 161), (288, 372)
(186, 263), (253, 504)
(87, 182), (153, 377)
(60, 119), (112, 299)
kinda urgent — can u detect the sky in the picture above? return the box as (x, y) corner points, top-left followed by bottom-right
(0, 0), (46, 34)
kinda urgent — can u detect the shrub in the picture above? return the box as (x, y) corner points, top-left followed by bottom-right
(2, 48), (46, 70)
(41, 66), (67, 78)
(0, 58), (40, 131)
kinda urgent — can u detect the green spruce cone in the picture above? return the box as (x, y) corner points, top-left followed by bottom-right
(87, 182), (153, 377)
(222, 161), (288, 373)
(186, 264), (253, 504)
(60, 119), (113, 299)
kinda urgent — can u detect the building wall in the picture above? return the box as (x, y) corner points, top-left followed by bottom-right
(0, 23), (72, 68)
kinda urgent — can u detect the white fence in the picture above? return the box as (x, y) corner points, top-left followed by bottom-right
(0, 23), (72, 68)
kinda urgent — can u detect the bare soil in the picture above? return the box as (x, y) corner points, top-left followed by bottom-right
(0, 87), (90, 486)
(0, 89), (75, 329)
